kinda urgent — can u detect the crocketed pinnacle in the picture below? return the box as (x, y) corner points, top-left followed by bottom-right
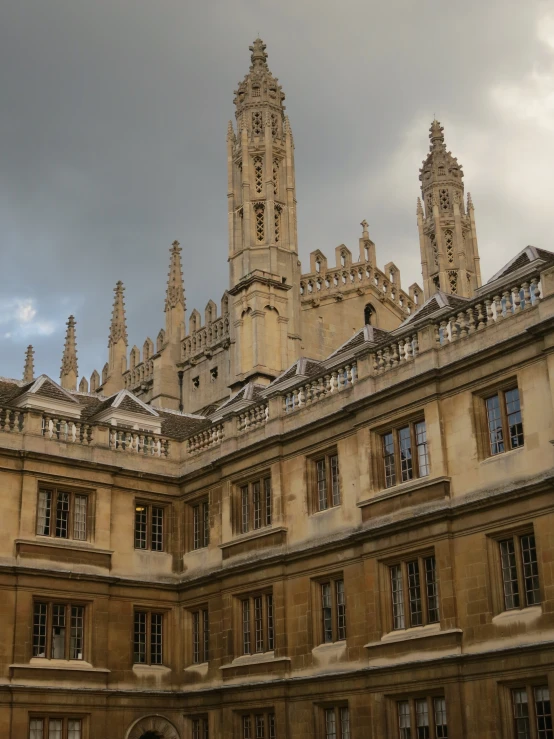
(165, 241), (185, 312)
(429, 118), (445, 146)
(23, 345), (34, 383)
(109, 281), (128, 347)
(249, 37), (269, 70)
(60, 315), (78, 377)
(467, 192), (474, 210)
(416, 197), (424, 215)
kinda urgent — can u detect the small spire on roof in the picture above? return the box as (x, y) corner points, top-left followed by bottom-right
(23, 345), (34, 383)
(416, 197), (424, 216)
(60, 315), (78, 391)
(467, 191), (474, 210)
(249, 37), (268, 68)
(360, 219), (369, 239)
(429, 118), (445, 146)
(109, 281), (128, 347)
(165, 240), (185, 312)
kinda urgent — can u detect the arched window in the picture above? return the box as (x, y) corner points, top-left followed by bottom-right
(364, 303), (376, 326)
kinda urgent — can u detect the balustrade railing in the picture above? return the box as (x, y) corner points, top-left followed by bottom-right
(434, 277), (541, 346)
(42, 415), (93, 444)
(109, 429), (169, 457)
(187, 424), (224, 454)
(182, 315), (231, 361)
(237, 404), (269, 432)
(124, 359), (154, 390)
(284, 362), (358, 413)
(373, 333), (419, 373)
(0, 407), (24, 433)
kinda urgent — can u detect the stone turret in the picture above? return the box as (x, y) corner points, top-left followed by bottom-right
(418, 120), (481, 300)
(164, 240), (186, 344)
(23, 345), (34, 384)
(102, 281), (128, 394)
(60, 316), (78, 391)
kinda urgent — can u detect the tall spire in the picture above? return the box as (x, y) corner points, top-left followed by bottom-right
(23, 345), (34, 384)
(165, 241), (185, 312)
(109, 281), (128, 348)
(60, 315), (78, 391)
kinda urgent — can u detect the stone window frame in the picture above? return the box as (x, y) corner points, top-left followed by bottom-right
(497, 676), (554, 739)
(369, 412), (430, 492)
(132, 606), (167, 666)
(35, 483), (94, 543)
(310, 571), (346, 646)
(312, 702), (350, 739)
(231, 472), (272, 536)
(187, 496), (210, 552)
(31, 598), (90, 662)
(236, 710), (276, 739)
(486, 524), (542, 616)
(473, 377), (524, 460)
(387, 693), (448, 738)
(133, 499), (168, 553)
(233, 588), (275, 657)
(184, 601), (210, 666)
(29, 715), (85, 739)
(306, 446), (341, 514)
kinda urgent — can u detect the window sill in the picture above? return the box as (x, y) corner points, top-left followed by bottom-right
(219, 526), (287, 560)
(357, 476), (450, 520)
(10, 660), (109, 675)
(364, 627), (462, 659)
(185, 661), (208, 676)
(220, 652), (290, 679)
(16, 538), (112, 568)
(132, 663), (171, 675)
(310, 504), (341, 517)
(221, 651), (284, 669)
(492, 605), (542, 625)
(480, 446), (524, 465)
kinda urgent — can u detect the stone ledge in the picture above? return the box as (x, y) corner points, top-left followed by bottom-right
(358, 476), (450, 520)
(220, 653), (291, 680)
(15, 538), (112, 569)
(364, 627), (462, 663)
(219, 526), (287, 560)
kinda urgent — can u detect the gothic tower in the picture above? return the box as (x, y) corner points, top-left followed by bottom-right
(227, 38), (302, 387)
(418, 120), (481, 300)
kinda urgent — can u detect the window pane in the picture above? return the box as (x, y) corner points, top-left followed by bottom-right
(151, 612), (163, 664)
(68, 720), (82, 739)
(330, 455), (340, 507)
(203, 608), (209, 662)
(407, 560), (422, 627)
(193, 505), (200, 550)
(383, 433), (396, 488)
(134, 505), (148, 549)
(264, 478), (272, 526)
(243, 715), (252, 739)
(151, 507), (163, 551)
(134, 611), (146, 663)
(73, 495), (87, 541)
(390, 565), (405, 630)
(340, 707), (350, 739)
(415, 421), (429, 477)
(397, 701), (412, 739)
(253, 482), (261, 530)
(534, 686), (553, 739)
(255, 715), (265, 739)
(399, 426), (413, 482)
(415, 699), (430, 739)
(49, 720), (63, 739)
(267, 594), (274, 650)
(193, 611), (200, 663)
(505, 388), (524, 449)
(322, 583), (333, 643)
(317, 459), (328, 510)
(241, 486), (249, 534)
(55, 492), (70, 538)
(242, 600), (251, 654)
(424, 557), (440, 624)
(51, 604), (66, 659)
(336, 580), (346, 641)
(254, 596), (264, 652)
(70, 605), (84, 660)
(29, 719), (44, 739)
(203, 501), (210, 546)
(434, 697), (448, 739)
(33, 602), (47, 657)
(192, 719), (201, 739)
(521, 534), (540, 606)
(37, 490), (52, 536)
(325, 708), (337, 739)
(486, 394), (505, 455)
(512, 688), (531, 739)
(500, 539), (520, 610)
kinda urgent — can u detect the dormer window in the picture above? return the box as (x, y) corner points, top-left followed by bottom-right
(438, 165), (445, 176)
(252, 85), (260, 97)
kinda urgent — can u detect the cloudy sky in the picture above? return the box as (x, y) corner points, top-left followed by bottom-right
(1, 0), (553, 382)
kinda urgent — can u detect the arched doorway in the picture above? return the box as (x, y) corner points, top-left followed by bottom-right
(126, 716), (179, 739)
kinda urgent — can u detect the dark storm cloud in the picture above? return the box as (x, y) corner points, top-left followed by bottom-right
(0, 0), (552, 380)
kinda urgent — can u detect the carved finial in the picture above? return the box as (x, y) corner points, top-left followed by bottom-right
(165, 240), (185, 312)
(467, 191), (474, 210)
(429, 119), (445, 146)
(360, 219), (369, 238)
(416, 197), (424, 216)
(60, 315), (78, 390)
(109, 281), (128, 347)
(23, 345), (34, 383)
(79, 376), (88, 393)
(249, 37), (268, 68)
(227, 120), (234, 141)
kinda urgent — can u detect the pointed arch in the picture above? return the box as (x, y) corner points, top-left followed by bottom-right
(364, 303), (376, 326)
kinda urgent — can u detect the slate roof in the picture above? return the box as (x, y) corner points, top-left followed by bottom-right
(0, 378), (28, 405)
(157, 410), (211, 441)
(398, 291), (469, 328)
(485, 245), (554, 285)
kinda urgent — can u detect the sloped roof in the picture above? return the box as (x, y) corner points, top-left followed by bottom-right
(270, 358), (325, 387)
(485, 245), (554, 285)
(216, 383), (266, 412)
(327, 325), (389, 360)
(398, 291), (469, 328)
(0, 378), (28, 405)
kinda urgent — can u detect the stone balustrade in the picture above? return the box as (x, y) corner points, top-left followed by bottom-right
(42, 415), (93, 444)
(124, 358), (155, 390)
(109, 429), (170, 457)
(434, 277), (541, 345)
(372, 333), (419, 373)
(187, 424), (225, 454)
(237, 404), (269, 433)
(182, 315), (230, 361)
(0, 407), (24, 433)
(284, 362), (358, 413)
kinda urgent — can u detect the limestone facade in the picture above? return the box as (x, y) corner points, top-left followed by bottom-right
(1, 37), (553, 739)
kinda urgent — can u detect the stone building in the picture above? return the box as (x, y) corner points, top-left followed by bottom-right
(0, 38), (552, 739)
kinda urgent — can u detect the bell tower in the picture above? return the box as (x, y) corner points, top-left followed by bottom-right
(417, 120), (481, 300)
(227, 38), (302, 388)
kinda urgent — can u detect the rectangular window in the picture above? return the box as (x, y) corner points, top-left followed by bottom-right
(320, 578), (346, 644)
(192, 500), (210, 550)
(192, 718), (209, 739)
(241, 594), (274, 655)
(314, 453), (341, 511)
(389, 555), (439, 630)
(191, 607), (209, 663)
(381, 421), (429, 489)
(29, 719), (82, 739)
(324, 707), (350, 739)
(237, 476), (272, 534)
(396, 697), (447, 739)
(133, 610), (163, 665)
(36, 488), (89, 541)
(241, 713), (275, 739)
(32, 602), (84, 661)
(134, 503), (165, 551)
(499, 533), (540, 611)
(511, 685), (553, 739)
(485, 387), (524, 456)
